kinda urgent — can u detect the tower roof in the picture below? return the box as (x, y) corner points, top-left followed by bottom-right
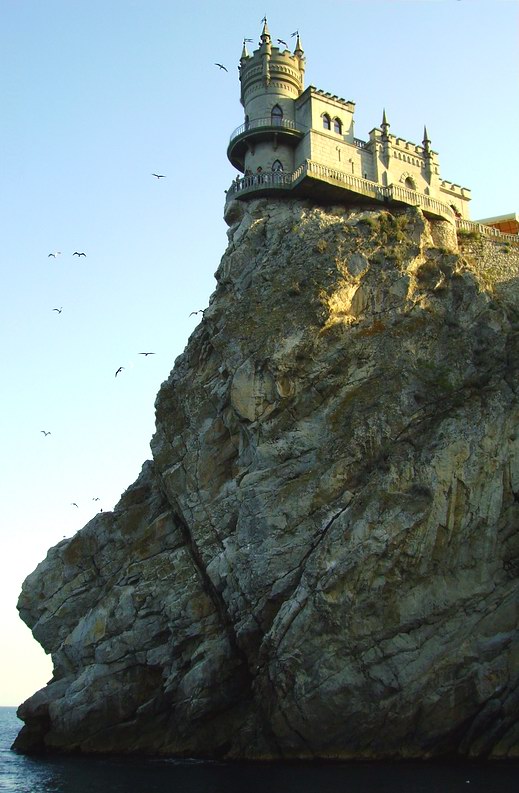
(260, 16), (271, 43)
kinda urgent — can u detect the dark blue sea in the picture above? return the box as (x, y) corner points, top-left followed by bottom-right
(1, 707), (517, 792)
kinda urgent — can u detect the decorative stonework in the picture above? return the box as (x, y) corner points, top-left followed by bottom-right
(230, 23), (473, 222)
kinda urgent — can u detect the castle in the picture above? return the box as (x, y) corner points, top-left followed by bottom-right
(226, 21), (471, 224)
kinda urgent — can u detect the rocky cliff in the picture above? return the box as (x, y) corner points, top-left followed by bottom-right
(14, 199), (519, 759)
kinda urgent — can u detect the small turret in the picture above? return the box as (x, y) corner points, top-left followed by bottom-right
(240, 39), (251, 62)
(260, 17), (271, 45)
(381, 109), (390, 141)
(422, 125), (432, 156)
(293, 30), (305, 79)
(260, 17), (272, 86)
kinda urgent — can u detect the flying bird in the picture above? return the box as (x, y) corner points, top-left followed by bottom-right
(139, 352), (155, 356)
(152, 173), (166, 179)
(53, 307), (63, 313)
(115, 366), (124, 377)
(215, 63), (228, 72)
(277, 39), (288, 47)
(41, 430), (51, 436)
(189, 309), (204, 316)
(48, 252), (61, 258)
(92, 497), (100, 501)
(71, 502), (79, 508)
(73, 251), (86, 257)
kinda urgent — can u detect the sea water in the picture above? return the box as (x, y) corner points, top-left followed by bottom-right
(1, 707), (517, 792)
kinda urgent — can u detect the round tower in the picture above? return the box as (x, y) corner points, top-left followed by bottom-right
(227, 21), (306, 175)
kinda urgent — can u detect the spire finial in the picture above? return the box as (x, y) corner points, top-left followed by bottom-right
(292, 29), (303, 55)
(260, 16), (270, 42)
(423, 125), (431, 154)
(381, 108), (389, 129)
(241, 38), (252, 60)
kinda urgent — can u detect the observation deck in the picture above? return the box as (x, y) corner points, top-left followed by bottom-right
(225, 160), (456, 223)
(227, 118), (305, 171)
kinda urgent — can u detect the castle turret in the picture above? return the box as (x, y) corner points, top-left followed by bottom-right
(227, 22), (305, 174)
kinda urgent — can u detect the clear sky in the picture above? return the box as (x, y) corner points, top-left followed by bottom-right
(1, 0), (517, 707)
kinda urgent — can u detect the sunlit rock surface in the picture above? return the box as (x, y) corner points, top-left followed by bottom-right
(14, 200), (519, 758)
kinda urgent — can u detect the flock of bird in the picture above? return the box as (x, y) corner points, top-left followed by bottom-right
(40, 172), (210, 519)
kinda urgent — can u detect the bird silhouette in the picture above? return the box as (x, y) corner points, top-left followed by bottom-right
(115, 367), (124, 377)
(189, 309), (204, 316)
(277, 39), (288, 47)
(139, 352), (155, 356)
(73, 251), (86, 257)
(71, 502), (79, 508)
(215, 63), (228, 72)
(48, 252), (61, 258)
(41, 430), (51, 436)
(152, 173), (166, 179)
(53, 307), (63, 314)
(92, 497), (100, 501)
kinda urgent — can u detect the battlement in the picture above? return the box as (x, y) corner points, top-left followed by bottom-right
(227, 21), (473, 223)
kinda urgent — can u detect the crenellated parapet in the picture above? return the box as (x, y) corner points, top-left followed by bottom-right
(226, 21), (473, 222)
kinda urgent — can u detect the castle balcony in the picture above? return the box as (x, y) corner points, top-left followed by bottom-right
(225, 159), (456, 223)
(227, 118), (305, 170)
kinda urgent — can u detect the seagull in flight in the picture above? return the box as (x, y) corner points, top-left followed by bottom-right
(71, 502), (79, 508)
(92, 497), (100, 501)
(152, 173), (166, 179)
(53, 307), (63, 314)
(189, 309), (204, 316)
(41, 430), (51, 436)
(73, 251), (86, 257)
(277, 39), (288, 47)
(139, 352), (155, 356)
(115, 366), (125, 377)
(215, 63), (228, 72)
(48, 252), (61, 258)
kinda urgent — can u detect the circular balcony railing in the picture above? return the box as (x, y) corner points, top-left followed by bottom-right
(229, 117), (301, 144)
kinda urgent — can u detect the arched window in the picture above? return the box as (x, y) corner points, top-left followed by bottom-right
(405, 176), (416, 190)
(333, 117), (342, 134)
(322, 113), (331, 130)
(271, 105), (283, 125)
(272, 159), (284, 172)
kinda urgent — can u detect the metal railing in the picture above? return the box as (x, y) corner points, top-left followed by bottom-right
(229, 117), (301, 144)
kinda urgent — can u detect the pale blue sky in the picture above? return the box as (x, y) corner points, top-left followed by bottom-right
(1, 0), (517, 706)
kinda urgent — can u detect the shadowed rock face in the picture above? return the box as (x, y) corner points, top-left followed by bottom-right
(14, 200), (519, 759)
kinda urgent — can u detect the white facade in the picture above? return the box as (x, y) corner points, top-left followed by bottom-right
(227, 22), (471, 221)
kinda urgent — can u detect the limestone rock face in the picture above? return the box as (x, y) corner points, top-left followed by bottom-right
(14, 200), (519, 759)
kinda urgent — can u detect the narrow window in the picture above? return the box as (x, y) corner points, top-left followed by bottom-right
(333, 117), (342, 134)
(271, 105), (283, 125)
(272, 159), (284, 172)
(322, 113), (331, 130)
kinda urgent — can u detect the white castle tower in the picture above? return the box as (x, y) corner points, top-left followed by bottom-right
(226, 21), (471, 224)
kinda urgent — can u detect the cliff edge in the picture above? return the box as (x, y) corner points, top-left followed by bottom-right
(14, 200), (519, 759)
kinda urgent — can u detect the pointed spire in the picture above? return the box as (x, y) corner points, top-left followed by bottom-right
(422, 125), (431, 155)
(381, 108), (390, 141)
(294, 31), (304, 55)
(241, 38), (250, 60)
(260, 16), (271, 43)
